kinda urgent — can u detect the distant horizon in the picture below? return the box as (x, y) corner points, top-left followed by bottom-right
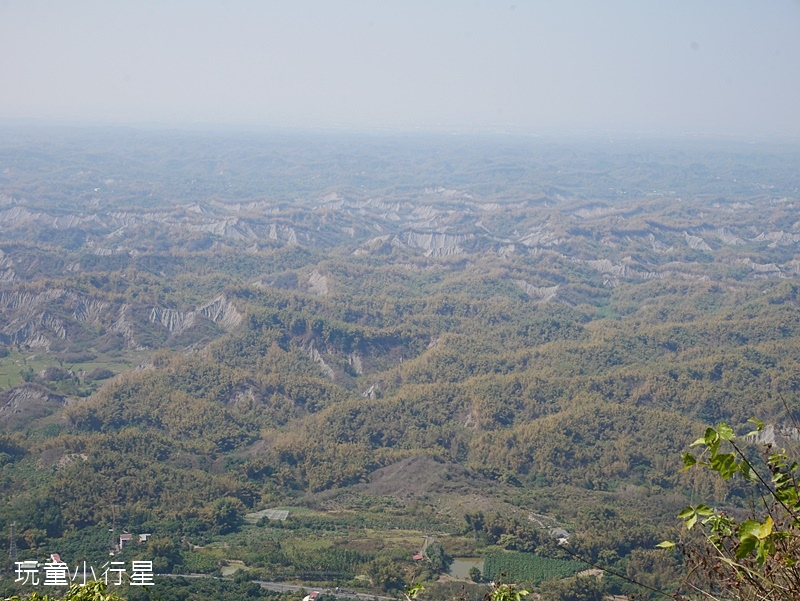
(3, 117), (800, 146)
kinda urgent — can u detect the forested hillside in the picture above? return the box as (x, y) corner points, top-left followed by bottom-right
(1, 128), (799, 598)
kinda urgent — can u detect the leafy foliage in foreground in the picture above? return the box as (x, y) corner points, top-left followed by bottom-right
(3, 581), (124, 601)
(666, 419), (800, 600)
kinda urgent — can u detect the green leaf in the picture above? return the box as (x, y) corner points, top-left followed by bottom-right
(717, 422), (734, 440)
(694, 504), (714, 517)
(681, 452), (697, 471)
(757, 539), (773, 567)
(704, 427), (718, 447)
(686, 513), (698, 530)
(739, 519), (762, 539)
(746, 417), (764, 438)
(710, 452), (739, 479)
(656, 541), (676, 549)
(678, 507), (695, 519)
(740, 462), (758, 482)
(736, 535), (757, 559)
(757, 516), (774, 539)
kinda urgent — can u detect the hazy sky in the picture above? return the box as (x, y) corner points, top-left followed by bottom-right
(2, 1), (799, 137)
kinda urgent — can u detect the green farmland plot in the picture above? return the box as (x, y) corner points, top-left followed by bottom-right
(483, 551), (584, 584)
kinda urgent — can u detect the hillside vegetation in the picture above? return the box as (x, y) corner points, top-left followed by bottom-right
(1, 128), (799, 598)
